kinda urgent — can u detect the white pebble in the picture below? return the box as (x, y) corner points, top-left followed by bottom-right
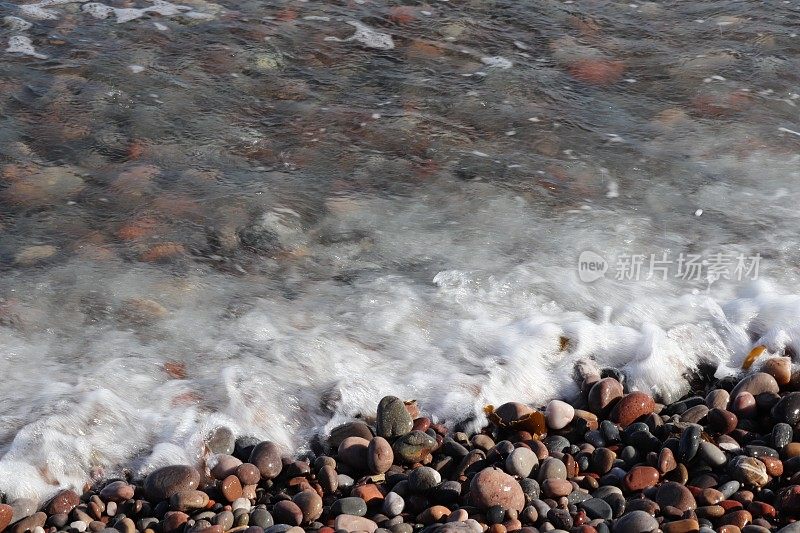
(71, 522), (88, 533)
(106, 501), (117, 516)
(231, 497), (251, 512)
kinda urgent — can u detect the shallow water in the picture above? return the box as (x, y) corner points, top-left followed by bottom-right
(2, 0), (800, 503)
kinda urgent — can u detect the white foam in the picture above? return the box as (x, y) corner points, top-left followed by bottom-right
(3, 16), (34, 31)
(82, 1), (192, 23)
(481, 56), (513, 69)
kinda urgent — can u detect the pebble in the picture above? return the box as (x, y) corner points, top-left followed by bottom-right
(728, 456), (769, 487)
(221, 474), (244, 502)
(144, 465), (201, 500)
(545, 400), (575, 430)
(376, 396), (414, 438)
(762, 357), (792, 385)
(588, 378), (624, 415)
(409, 466), (441, 492)
(538, 457), (568, 482)
(506, 446), (538, 478)
(656, 481), (697, 512)
(494, 402), (535, 424)
(623, 466), (660, 492)
(208, 426), (236, 455)
(771, 392), (800, 425)
(729, 373), (779, 403)
(698, 441), (727, 467)
(292, 489), (322, 523)
(382, 492), (405, 517)
(272, 501), (303, 526)
(0, 505), (12, 533)
(248, 441), (283, 479)
(99, 481), (135, 502)
(368, 436), (394, 474)
(470, 467), (525, 511)
(393, 431), (437, 463)
(45, 490), (80, 515)
(170, 490), (209, 511)
(332, 497), (368, 517)
(610, 392), (656, 427)
(613, 510), (658, 533)
(334, 515), (378, 533)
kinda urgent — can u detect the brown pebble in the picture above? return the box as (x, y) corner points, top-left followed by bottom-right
(46, 490), (80, 515)
(610, 391), (656, 427)
(656, 481), (697, 512)
(662, 518), (700, 533)
(470, 467), (525, 511)
(720, 510), (752, 529)
(542, 479), (573, 498)
(762, 357), (792, 385)
(587, 378), (624, 415)
(0, 505), (12, 533)
(273, 500), (303, 526)
(10, 512), (46, 533)
(221, 475), (243, 502)
(623, 466), (660, 492)
(658, 448), (678, 475)
(367, 436), (394, 474)
(708, 408), (738, 434)
(235, 463), (261, 486)
(699, 488), (724, 506)
(417, 505), (451, 524)
(352, 483), (385, 505)
(718, 526), (741, 533)
(293, 489), (323, 523)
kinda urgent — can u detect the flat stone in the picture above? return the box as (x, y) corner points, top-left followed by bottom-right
(610, 392), (655, 427)
(334, 515), (378, 533)
(506, 447), (538, 478)
(494, 402), (534, 425)
(376, 396), (414, 438)
(470, 467), (525, 512)
(367, 436), (394, 474)
(579, 498), (613, 520)
(144, 465), (201, 501)
(698, 442), (727, 467)
(612, 510), (658, 533)
(10, 512), (46, 533)
(545, 400), (575, 430)
(249, 441), (283, 480)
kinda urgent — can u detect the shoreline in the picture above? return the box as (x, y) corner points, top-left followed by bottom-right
(2, 358), (800, 533)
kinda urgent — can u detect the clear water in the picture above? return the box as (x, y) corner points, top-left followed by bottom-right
(2, 0), (800, 503)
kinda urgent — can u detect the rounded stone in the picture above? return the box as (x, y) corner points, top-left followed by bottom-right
(376, 396), (414, 439)
(408, 466), (441, 492)
(772, 423), (793, 449)
(0, 505), (13, 533)
(506, 447), (538, 478)
(706, 389), (730, 410)
(144, 465), (201, 501)
(708, 409), (738, 434)
(367, 437), (394, 474)
(579, 498), (613, 520)
(250, 509), (273, 529)
(338, 436), (370, 470)
(393, 431), (437, 463)
(763, 357), (792, 386)
(728, 456), (769, 487)
(622, 466), (660, 492)
(697, 441), (727, 467)
(45, 490), (80, 515)
(588, 378), (624, 415)
(100, 481), (135, 502)
(207, 427), (236, 455)
(213, 511), (235, 530)
(545, 400), (575, 430)
(610, 392), (656, 427)
(272, 501), (303, 526)
(382, 492), (405, 517)
(537, 457), (568, 483)
(655, 481), (697, 512)
(292, 489), (323, 523)
(221, 475), (243, 502)
(470, 467), (525, 512)
(318, 465), (338, 494)
(613, 510), (658, 533)
(771, 392), (800, 425)
(249, 441), (283, 480)
(542, 479), (573, 498)
(728, 373), (779, 405)
(331, 497), (368, 517)
(170, 490), (209, 511)
(679, 424), (703, 462)
(334, 515), (378, 533)
(211, 455), (243, 479)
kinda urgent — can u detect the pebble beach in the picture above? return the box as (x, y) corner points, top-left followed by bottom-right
(4, 360), (800, 533)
